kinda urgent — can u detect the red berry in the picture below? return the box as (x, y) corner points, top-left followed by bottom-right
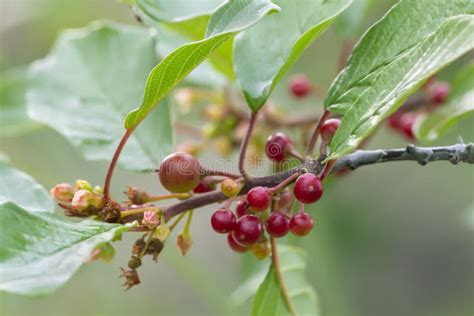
(193, 180), (214, 193)
(290, 211), (314, 236)
(293, 173), (323, 204)
(266, 211), (290, 238)
(387, 111), (403, 130)
(275, 189), (293, 212)
(289, 74), (312, 98)
(235, 200), (248, 218)
(398, 112), (417, 140)
(320, 118), (341, 143)
(428, 82), (450, 105)
(232, 215), (263, 246)
(159, 152), (202, 193)
(227, 233), (248, 253)
(211, 208), (236, 233)
(246, 186), (271, 212)
(265, 133), (292, 162)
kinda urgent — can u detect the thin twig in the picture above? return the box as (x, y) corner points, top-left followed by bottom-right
(270, 237), (296, 316)
(239, 111), (259, 180)
(305, 110), (330, 157)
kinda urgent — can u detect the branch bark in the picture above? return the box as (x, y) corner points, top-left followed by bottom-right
(160, 143), (473, 221)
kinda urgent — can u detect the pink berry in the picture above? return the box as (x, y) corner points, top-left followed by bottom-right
(290, 212), (314, 236)
(227, 233), (248, 253)
(266, 211), (290, 238)
(398, 112), (417, 140)
(246, 186), (271, 212)
(289, 74), (312, 98)
(320, 118), (341, 142)
(232, 215), (263, 246)
(211, 208), (236, 233)
(235, 200), (248, 218)
(293, 174), (323, 204)
(265, 133), (292, 162)
(159, 152), (202, 193)
(387, 111), (403, 130)
(193, 180), (214, 193)
(428, 82), (450, 105)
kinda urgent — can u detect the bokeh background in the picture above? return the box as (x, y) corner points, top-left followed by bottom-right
(1, 1), (473, 316)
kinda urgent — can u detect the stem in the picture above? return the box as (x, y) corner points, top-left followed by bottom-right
(270, 237), (296, 316)
(319, 160), (336, 182)
(338, 38), (353, 71)
(269, 172), (300, 194)
(139, 230), (155, 258)
(168, 211), (187, 231)
(161, 143), (473, 221)
(148, 193), (191, 202)
(239, 111), (258, 180)
(287, 148), (304, 162)
(305, 110), (330, 157)
(183, 210), (193, 234)
(120, 206), (158, 219)
(104, 128), (134, 200)
(203, 169), (241, 179)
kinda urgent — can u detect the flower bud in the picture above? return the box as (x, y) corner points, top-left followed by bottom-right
(176, 231), (193, 256)
(71, 189), (93, 210)
(126, 187), (150, 205)
(50, 183), (75, 202)
(93, 186), (103, 194)
(154, 223), (170, 242)
(142, 210), (159, 229)
(75, 179), (93, 192)
(90, 193), (105, 209)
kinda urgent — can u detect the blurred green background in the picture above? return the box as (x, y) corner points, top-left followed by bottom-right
(1, 1), (473, 315)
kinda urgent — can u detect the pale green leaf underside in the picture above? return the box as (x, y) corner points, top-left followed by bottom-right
(251, 245), (319, 316)
(26, 21), (174, 171)
(326, 0), (474, 159)
(124, 0), (280, 129)
(0, 67), (41, 137)
(0, 202), (128, 296)
(0, 158), (53, 213)
(416, 63), (474, 141)
(234, 0), (352, 112)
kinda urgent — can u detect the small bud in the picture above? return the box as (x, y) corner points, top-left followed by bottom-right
(220, 178), (240, 197)
(147, 238), (164, 261)
(75, 179), (93, 192)
(127, 256), (142, 269)
(93, 186), (103, 194)
(71, 189), (93, 210)
(50, 183), (75, 202)
(250, 239), (271, 260)
(176, 231), (193, 256)
(90, 193), (105, 209)
(154, 223), (171, 242)
(142, 210), (159, 229)
(126, 187), (150, 205)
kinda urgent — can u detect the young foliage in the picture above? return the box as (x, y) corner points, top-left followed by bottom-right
(0, 157), (53, 213)
(325, 0), (474, 159)
(26, 21), (174, 171)
(416, 64), (474, 141)
(0, 202), (128, 296)
(251, 245), (319, 316)
(0, 67), (40, 137)
(124, 0), (280, 129)
(234, 0), (352, 111)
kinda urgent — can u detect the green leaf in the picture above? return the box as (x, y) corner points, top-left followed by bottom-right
(251, 245), (319, 316)
(0, 157), (53, 213)
(26, 21), (174, 171)
(234, 0), (352, 112)
(0, 67), (41, 137)
(154, 26), (226, 87)
(326, 0), (474, 159)
(124, 0), (280, 129)
(136, 0), (235, 78)
(415, 63), (474, 141)
(0, 201), (128, 296)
